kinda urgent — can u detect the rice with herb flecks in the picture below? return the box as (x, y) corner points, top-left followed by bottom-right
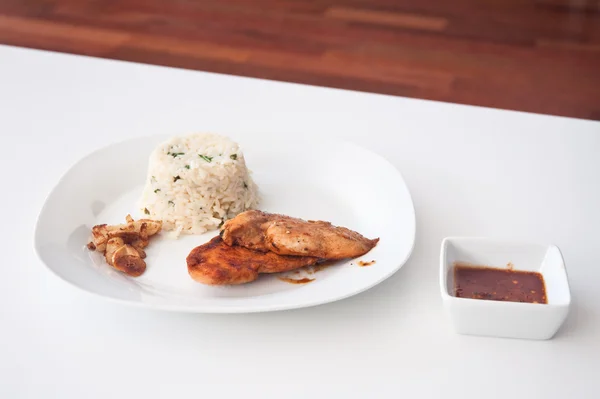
(138, 133), (259, 236)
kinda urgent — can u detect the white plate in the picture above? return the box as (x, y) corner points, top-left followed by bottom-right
(34, 133), (415, 313)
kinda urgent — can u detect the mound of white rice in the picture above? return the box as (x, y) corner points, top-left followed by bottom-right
(138, 133), (259, 236)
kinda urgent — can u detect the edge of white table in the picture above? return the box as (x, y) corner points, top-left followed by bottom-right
(1, 44), (599, 398)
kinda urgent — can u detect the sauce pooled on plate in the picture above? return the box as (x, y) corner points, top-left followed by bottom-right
(453, 264), (547, 304)
(278, 277), (314, 284)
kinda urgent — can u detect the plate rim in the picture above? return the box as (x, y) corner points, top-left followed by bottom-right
(34, 133), (416, 313)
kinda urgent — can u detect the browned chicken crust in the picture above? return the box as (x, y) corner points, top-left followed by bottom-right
(221, 210), (379, 259)
(187, 236), (321, 285)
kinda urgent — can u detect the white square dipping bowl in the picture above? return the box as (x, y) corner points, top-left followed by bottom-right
(440, 237), (571, 340)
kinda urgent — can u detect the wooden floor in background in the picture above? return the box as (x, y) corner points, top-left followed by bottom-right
(1, 0), (599, 120)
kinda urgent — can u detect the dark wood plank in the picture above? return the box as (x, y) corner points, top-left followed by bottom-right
(0, 0), (599, 120)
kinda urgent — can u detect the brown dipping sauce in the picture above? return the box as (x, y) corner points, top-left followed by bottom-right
(454, 264), (547, 304)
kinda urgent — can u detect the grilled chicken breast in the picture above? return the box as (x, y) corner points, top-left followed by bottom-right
(220, 210), (294, 252)
(264, 219), (379, 259)
(220, 210), (379, 259)
(187, 236), (320, 285)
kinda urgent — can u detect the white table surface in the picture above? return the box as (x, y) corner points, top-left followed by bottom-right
(1, 44), (599, 398)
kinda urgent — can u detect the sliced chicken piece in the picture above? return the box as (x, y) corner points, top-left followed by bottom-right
(220, 210), (379, 259)
(106, 219), (161, 239)
(112, 244), (146, 277)
(88, 215), (161, 277)
(187, 236), (321, 285)
(91, 224), (109, 252)
(130, 222), (149, 258)
(104, 237), (146, 277)
(105, 237), (125, 266)
(88, 216), (162, 251)
(108, 230), (140, 242)
(139, 222), (149, 243)
(130, 242), (147, 259)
